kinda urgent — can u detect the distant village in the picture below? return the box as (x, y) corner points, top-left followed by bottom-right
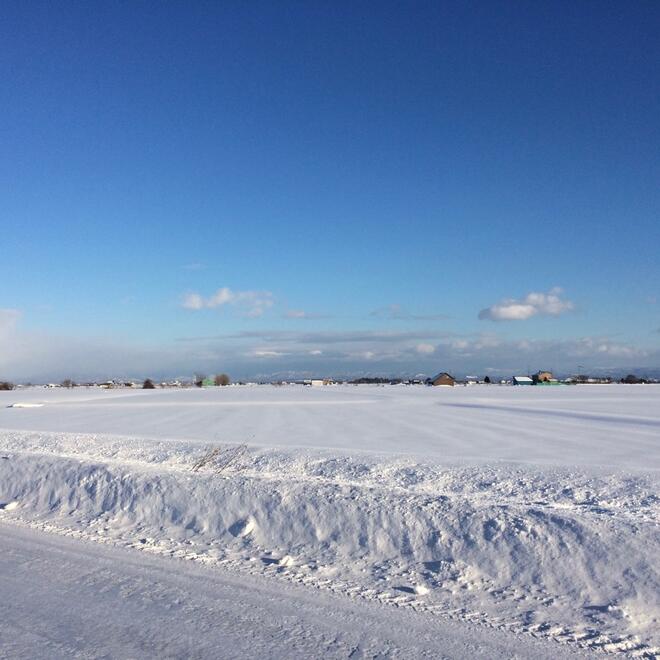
(1, 369), (658, 391)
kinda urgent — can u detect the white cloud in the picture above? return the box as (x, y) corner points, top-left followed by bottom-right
(251, 350), (286, 358)
(182, 293), (205, 310)
(207, 287), (235, 307)
(182, 288), (274, 318)
(415, 343), (436, 354)
(479, 288), (574, 321)
(569, 336), (647, 359)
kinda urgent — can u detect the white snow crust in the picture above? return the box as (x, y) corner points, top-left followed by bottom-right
(0, 384), (658, 657)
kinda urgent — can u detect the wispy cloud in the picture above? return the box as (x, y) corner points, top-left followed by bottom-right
(226, 330), (447, 344)
(370, 304), (448, 321)
(479, 287), (574, 321)
(182, 262), (206, 271)
(182, 287), (274, 318)
(283, 309), (328, 320)
(250, 349), (287, 358)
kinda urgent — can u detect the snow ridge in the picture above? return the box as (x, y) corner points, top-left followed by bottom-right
(1, 429), (658, 657)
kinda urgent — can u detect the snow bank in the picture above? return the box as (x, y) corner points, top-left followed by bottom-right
(1, 429), (658, 657)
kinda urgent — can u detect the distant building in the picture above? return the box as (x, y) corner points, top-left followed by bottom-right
(566, 375), (613, 385)
(532, 370), (554, 384)
(513, 376), (534, 386)
(428, 372), (455, 387)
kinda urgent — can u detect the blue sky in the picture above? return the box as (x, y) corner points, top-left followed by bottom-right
(1, 1), (659, 380)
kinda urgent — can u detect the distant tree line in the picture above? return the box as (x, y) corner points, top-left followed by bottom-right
(2, 372), (654, 390)
(194, 373), (231, 387)
(620, 374), (650, 384)
(349, 377), (397, 384)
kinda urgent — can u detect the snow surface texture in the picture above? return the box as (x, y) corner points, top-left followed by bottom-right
(0, 384), (658, 657)
(0, 523), (595, 659)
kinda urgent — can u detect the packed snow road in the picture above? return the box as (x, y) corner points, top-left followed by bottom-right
(0, 523), (593, 660)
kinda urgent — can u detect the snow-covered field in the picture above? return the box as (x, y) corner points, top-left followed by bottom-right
(1, 384), (658, 658)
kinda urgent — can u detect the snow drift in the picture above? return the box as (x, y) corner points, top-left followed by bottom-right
(1, 428), (658, 657)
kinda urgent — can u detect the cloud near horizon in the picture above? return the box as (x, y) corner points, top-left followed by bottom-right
(479, 288), (574, 321)
(1, 310), (658, 382)
(182, 287), (274, 318)
(415, 343), (436, 354)
(173, 329), (656, 378)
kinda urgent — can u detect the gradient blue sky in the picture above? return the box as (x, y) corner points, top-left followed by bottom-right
(2, 1), (659, 380)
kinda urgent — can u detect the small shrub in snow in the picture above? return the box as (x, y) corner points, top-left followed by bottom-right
(192, 444), (247, 473)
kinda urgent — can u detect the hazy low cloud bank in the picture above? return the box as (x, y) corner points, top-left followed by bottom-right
(2, 311), (658, 382)
(204, 330), (657, 378)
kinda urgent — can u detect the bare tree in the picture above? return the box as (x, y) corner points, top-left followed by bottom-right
(61, 379), (75, 388)
(214, 373), (230, 386)
(0, 381), (14, 391)
(142, 378), (156, 389)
